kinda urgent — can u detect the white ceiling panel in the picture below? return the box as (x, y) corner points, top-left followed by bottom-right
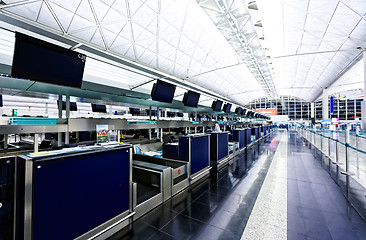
(258, 0), (366, 101)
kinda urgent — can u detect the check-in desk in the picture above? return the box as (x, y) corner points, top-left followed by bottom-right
(251, 127), (260, 141)
(245, 128), (252, 147)
(132, 160), (172, 219)
(232, 129), (245, 149)
(179, 134), (211, 184)
(163, 142), (179, 160)
(132, 153), (189, 198)
(15, 144), (133, 240)
(209, 132), (229, 168)
(0, 156), (15, 240)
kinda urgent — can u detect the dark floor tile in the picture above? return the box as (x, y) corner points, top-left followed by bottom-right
(180, 201), (214, 223)
(160, 214), (207, 240)
(304, 209), (333, 240)
(140, 203), (180, 230)
(330, 229), (360, 240)
(301, 207), (325, 222)
(107, 221), (162, 240)
(190, 224), (232, 240)
(287, 230), (307, 240)
(208, 210), (246, 234)
(288, 213), (306, 236)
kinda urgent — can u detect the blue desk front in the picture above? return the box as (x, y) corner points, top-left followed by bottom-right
(17, 145), (131, 240)
(0, 156), (15, 240)
(179, 135), (210, 175)
(232, 129), (245, 149)
(245, 129), (251, 146)
(210, 132), (229, 162)
(251, 127), (259, 140)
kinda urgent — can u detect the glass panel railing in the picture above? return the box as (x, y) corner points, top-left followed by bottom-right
(297, 127), (366, 219)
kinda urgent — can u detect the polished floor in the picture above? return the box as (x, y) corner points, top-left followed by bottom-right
(109, 130), (366, 240)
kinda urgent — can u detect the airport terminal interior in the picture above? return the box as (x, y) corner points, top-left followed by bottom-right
(1, 0), (366, 239)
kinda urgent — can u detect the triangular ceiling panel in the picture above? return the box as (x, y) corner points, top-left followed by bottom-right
(37, 2), (61, 31)
(71, 26), (98, 42)
(111, 0), (128, 16)
(68, 14), (96, 33)
(90, 0), (110, 23)
(49, 0), (81, 14)
(75, 0), (95, 23)
(47, 2), (75, 31)
(5, 0), (42, 22)
(90, 28), (107, 49)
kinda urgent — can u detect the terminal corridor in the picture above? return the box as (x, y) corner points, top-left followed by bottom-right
(109, 130), (366, 240)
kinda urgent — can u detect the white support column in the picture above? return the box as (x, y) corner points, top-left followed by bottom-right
(65, 95), (70, 145)
(34, 133), (39, 153)
(310, 102), (315, 121)
(362, 52), (366, 130)
(4, 134), (8, 149)
(322, 89), (329, 120)
(58, 95), (63, 147)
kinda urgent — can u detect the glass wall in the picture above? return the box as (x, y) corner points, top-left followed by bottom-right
(248, 93), (363, 121)
(247, 96), (310, 120)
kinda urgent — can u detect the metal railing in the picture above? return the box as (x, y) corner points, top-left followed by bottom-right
(297, 127), (366, 220)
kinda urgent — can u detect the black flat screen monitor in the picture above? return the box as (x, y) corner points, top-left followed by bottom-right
(12, 32), (86, 88)
(129, 108), (140, 115)
(211, 100), (223, 111)
(241, 109), (246, 115)
(151, 80), (176, 103)
(182, 90), (200, 107)
(91, 104), (107, 113)
(57, 100), (77, 111)
(0, 95), (2, 107)
(235, 107), (242, 114)
(223, 103), (232, 113)
(167, 111), (176, 117)
(177, 112), (184, 117)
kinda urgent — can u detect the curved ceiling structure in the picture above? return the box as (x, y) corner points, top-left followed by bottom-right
(257, 0), (366, 102)
(0, 0), (266, 106)
(0, 0), (366, 105)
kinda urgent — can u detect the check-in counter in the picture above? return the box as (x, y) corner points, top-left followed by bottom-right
(259, 126), (264, 137)
(0, 156), (15, 240)
(132, 154), (189, 197)
(179, 134), (211, 184)
(209, 132), (229, 168)
(232, 129), (245, 149)
(245, 128), (252, 147)
(132, 160), (172, 219)
(15, 143), (133, 240)
(163, 142), (179, 160)
(251, 127), (259, 141)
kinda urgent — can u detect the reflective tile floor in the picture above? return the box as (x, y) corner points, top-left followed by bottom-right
(108, 130), (366, 240)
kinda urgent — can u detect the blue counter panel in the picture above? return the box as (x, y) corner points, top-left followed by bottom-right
(218, 133), (228, 160)
(245, 129), (251, 146)
(233, 130), (245, 149)
(179, 136), (209, 175)
(251, 127), (259, 140)
(0, 157), (15, 240)
(163, 144), (179, 160)
(179, 137), (189, 162)
(190, 136), (209, 175)
(32, 148), (130, 240)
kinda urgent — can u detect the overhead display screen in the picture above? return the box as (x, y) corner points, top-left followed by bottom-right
(211, 100), (223, 111)
(151, 80), (176, 103)
(91, 104), (107, 113)
(12, 32), (86, 88)
(182, 90), (200, 107)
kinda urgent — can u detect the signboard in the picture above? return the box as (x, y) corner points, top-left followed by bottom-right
(96, 125), (109, 143)
(330, 96), (334, 115)
(254, 108), (277, 116)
